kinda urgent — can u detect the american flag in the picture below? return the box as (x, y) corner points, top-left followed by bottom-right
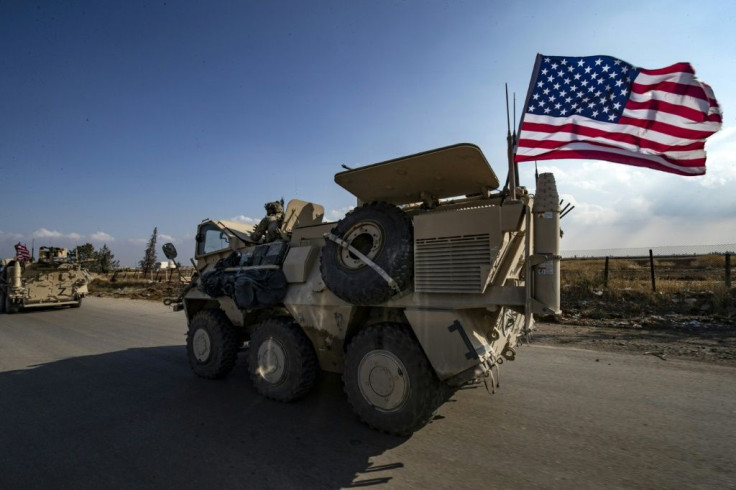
(15, 242), (31, 262)
(514, 54), (722, 176)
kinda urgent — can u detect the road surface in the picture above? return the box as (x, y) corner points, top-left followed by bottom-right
(1, 297), (734, 489)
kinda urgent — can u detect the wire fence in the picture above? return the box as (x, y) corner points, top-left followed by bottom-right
(99, 267), (195, 283)
(562, 246), (734, 290)
(562, 243), (736, 259)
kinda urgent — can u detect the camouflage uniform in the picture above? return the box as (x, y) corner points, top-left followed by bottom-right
(251, 200), (285, 243)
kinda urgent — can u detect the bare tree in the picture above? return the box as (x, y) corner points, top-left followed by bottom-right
(139, 227), (158, 273)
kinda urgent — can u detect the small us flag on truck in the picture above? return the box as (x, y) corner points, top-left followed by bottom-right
(14, 242), (31, 262)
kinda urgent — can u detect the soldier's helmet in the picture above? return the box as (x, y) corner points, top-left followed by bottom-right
(265, 201), (283, 215)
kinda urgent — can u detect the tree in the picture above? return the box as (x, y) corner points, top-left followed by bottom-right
(139, 227), (158, 273)
(74, 243), (96, 263)
(96, 244), (120, 273)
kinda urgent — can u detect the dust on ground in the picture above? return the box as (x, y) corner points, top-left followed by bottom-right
(534, 288), (736, 366)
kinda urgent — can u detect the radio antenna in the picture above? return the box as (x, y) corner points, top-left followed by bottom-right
(505, 84), (517, 200)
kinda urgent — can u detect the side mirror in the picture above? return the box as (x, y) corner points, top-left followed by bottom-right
(162, 242), (178, 260)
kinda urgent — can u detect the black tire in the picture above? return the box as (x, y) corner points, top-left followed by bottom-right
(186, 309), (240, 379)
(0, 290), (5, 314)
(71, 296), (82, 308)
(320, 202), (413, 305)
(248, 317), (318, 402)
(5, 293), (19, 314)
(343, 322), (444, 435)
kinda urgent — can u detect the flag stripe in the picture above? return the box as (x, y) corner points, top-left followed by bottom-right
(631, 80), (709, 101)
(516, 128), (707, 159)
(625, 98), (720, 124)
(517, 136), (705, 162)
(628, 90), (718, 120)
(620, 109), (721, 135)
(635, 71), (700, 87)
(515, 142), (705, 176)
(616, 115), (715, 140)
(519, 115), (713, 147)
(638, 62), (694, 76)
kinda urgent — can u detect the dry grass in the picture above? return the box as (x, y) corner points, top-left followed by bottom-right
(561, 254), (735, 316)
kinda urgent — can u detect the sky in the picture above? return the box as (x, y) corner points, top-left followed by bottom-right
(1, 0), (734, 266)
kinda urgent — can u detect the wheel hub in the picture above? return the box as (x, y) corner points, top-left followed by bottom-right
(192, 328), (212, 363)
(256, 338), (286, 384)
(339, 222), (383, 269)
(358, 350), (409, 411)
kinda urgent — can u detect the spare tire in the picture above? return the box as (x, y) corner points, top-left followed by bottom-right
(320, 202), (413, 305)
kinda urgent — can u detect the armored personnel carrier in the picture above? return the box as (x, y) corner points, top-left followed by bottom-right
(0, 246), (90, 313)
(169, 143), (561, 434)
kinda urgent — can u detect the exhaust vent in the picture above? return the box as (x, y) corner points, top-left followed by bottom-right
(415, 234), (495, 293)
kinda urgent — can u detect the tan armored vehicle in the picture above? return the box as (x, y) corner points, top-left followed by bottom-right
(0, 246), (90, 313)
(170, 143), (561, 434)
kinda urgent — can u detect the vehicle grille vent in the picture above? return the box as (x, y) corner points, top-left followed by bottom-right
(414, 234), (493, 293)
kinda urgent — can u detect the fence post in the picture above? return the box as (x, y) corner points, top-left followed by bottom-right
(726, 253), (732, 288)
(649, 249), (656, 292)
(604, 256), (610, 287)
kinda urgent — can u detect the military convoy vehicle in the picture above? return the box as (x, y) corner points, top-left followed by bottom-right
(169, 143), (561, 435)
(0, 247), (91, 313)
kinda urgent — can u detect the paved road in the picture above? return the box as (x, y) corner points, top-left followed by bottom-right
(1, 298), (734, 489)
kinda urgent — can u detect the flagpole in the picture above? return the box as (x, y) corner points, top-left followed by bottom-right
(515, 53), (544, 189)
(513, 92), (519, 187)
(506, 84), (517, 200)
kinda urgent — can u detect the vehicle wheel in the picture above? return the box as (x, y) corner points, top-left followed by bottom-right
(5, 293), (19, 314)
(248, 317), (318, 402)
(71, 296), (82, 308)
(0, 291), (5, 314)
(344, 322), (444, 436)
(186, 309), (240, 379)
(320, 202), (413, 305)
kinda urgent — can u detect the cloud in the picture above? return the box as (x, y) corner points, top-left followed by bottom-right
(327, 206), (354, 222)
(0, 231), (23, 240)
(30, 228), (86, 240)
(159, 234), (175, 242)
(231, 215), (257, 224)
(32, 228), (64, 238)
(90, 231), (115, 242)
(699, 125), (736, 188)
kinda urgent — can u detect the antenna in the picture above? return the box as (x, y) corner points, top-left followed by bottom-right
(513, 92), (520, 188)
(505, 84), (517, 200)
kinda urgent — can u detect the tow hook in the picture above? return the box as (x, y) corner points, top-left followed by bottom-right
(502, 346), (516, 361)
(481, 356), (502, 395)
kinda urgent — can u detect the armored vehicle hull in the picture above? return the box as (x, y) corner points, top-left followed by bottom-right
(173, 143), (561, 434)
(0, 247), (90, 313)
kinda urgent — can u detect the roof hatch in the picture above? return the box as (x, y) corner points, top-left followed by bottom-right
(335, 143), (500, 205)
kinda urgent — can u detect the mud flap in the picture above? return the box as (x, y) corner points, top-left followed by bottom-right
(403, 309), (488, 380)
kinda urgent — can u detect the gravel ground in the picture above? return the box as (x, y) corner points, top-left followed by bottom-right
(533, 314), (736, 366)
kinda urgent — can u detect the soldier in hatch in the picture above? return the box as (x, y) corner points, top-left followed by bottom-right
(250, 199), (285, 243)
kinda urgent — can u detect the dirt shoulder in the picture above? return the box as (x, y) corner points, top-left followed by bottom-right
(533, 320), (736, 366)
(534, 288), (736, 366)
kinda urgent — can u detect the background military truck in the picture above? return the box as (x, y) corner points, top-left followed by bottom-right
(0, 246), (90, 313)
(170, 143), (561, 435)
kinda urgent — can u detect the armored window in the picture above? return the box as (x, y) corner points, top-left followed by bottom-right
(197, 224), (230, 256)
